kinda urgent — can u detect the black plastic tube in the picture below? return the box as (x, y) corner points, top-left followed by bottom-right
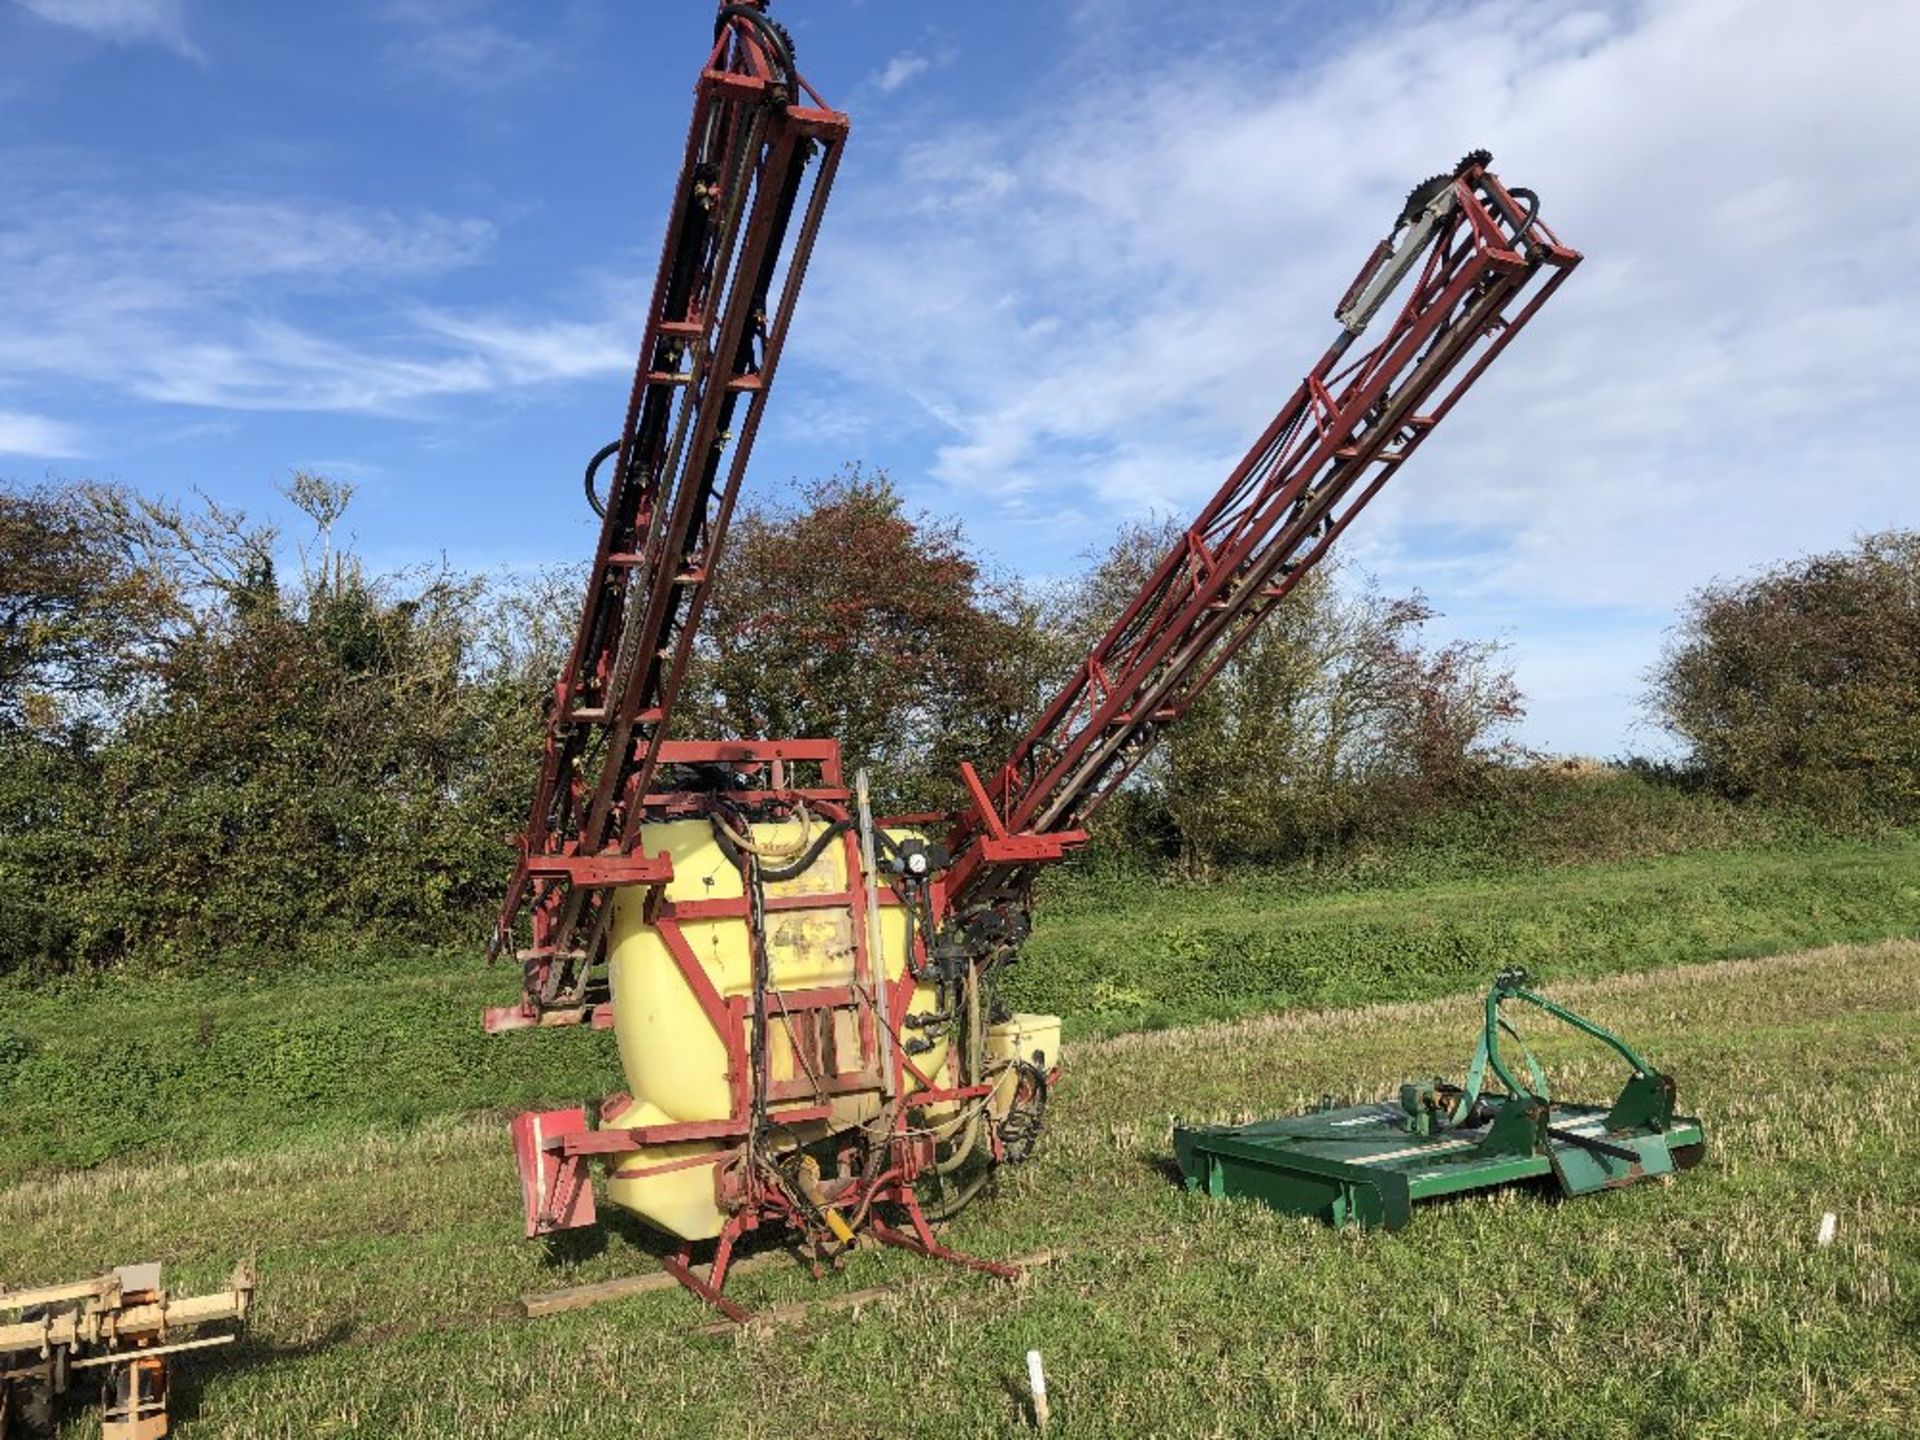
(583, 439), (619, 517)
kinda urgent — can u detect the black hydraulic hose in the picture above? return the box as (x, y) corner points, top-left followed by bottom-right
(713, 4), (797, 94)
(708, 810), (747, 869)
(917, 1158), (994, 1222)
(1481, 182), (1540, 248)
(708, 811), (853, 883)
(760, 819), (851, 882)
(704, 800), (880, 879)
(1508, 186), (1541, 234)
(583, 438), (619, 517)
(745, 855), (770, 1143)
(707, 805), (938, 976)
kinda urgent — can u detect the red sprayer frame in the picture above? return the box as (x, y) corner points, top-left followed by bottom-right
(511, 739), (1032, 1322)
(484, 8), (1582, 1327)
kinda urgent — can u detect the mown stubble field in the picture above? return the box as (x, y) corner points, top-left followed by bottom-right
(2, 941), (1913, 1437)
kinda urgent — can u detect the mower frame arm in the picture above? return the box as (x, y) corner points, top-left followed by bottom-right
(1455, 969), (1660, 1122)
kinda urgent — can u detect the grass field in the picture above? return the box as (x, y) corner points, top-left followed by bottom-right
(1, 834), (1915, 1181)
(2, 931), (1915, 1436)
(0, 837), (1915, 1435)
(1014, 831), (1920, 1031)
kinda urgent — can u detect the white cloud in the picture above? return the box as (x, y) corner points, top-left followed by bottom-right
(873, 52), (930, 94)
(0, 165), (649, 417)
(16, 0), (203, 62)
(0, 408), (82, 456)
(6, 193), (496, 287)
(128, 320), (496, 413)
(375, 0), (558, 90)
(411, 308), (633, 387)
(792, 0), (1920, 751)
(0, 191), (534, 413)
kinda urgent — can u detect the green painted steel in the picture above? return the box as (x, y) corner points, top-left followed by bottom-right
(1173, 971), (1706, 1229)
(1175, 1097), (1703, 1229)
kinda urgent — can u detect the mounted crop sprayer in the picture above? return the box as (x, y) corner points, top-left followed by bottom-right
(485, 2), (1691, 1321)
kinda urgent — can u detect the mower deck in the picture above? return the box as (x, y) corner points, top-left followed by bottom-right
(1174, 1095), (1704, 1230)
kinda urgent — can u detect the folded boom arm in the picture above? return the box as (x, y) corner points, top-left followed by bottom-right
(941, 153), (1579, 919)
(492, 4), (848, 1018)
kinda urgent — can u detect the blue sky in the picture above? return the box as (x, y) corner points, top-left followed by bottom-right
(3, 0), (1915, 757)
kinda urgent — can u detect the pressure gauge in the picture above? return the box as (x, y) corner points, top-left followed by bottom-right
(891, 838), (944, 879)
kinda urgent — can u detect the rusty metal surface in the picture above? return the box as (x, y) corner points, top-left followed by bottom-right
(493, 6), (851, 1017)
(0, 1262), (253, 1354)
(0, 1261), (253, 1438)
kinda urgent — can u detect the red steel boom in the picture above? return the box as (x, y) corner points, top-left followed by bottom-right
(939, 152), (1579, 926)
(491, 4), (848, 1014)
(488, 59), (1576, 1048)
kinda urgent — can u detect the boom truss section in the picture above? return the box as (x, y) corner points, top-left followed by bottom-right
(943, 153), (1580, 915)
(491, 7), (847, 1021)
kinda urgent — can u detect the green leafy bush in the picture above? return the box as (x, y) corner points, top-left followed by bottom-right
(1651, 530), (1920, 825)
(2, 471), (1912, 980)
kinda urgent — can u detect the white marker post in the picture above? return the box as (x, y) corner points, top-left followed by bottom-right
(1817, 1211), (1837, 1246)
(1027, 1349), (1051, 1432)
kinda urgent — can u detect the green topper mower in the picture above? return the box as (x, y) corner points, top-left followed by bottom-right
(1173, 970), (1704, 1230)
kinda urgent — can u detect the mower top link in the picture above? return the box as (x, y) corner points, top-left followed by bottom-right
(1173, 970), (1706, 1230)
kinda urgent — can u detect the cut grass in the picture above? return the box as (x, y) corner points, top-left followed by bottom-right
(2, 942), (1914, 1437)
(0, 834), (1914, 1182)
